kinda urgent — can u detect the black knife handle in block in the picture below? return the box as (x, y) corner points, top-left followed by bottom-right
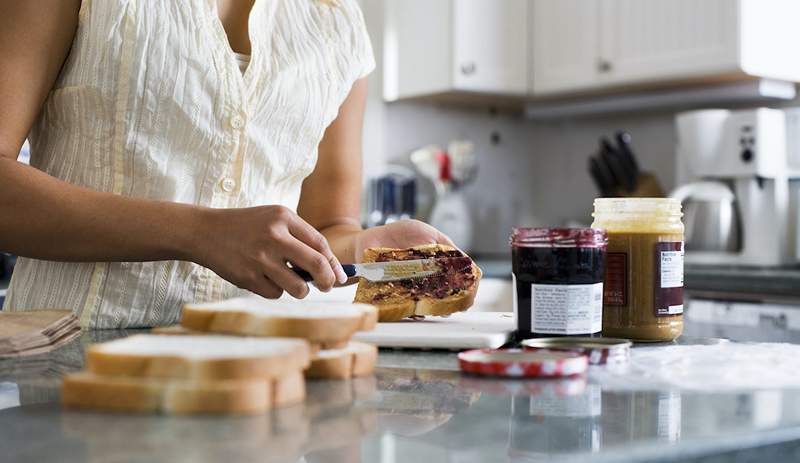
(292, 264), (357, 282)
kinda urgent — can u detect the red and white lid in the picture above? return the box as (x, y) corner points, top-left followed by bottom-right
(458, 348), (588, 378)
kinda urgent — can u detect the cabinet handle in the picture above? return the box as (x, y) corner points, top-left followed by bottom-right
(598, 60), (612, 73)
(460, 62), (476, 76)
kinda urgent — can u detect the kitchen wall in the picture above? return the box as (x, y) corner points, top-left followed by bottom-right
(359, 0), (678, 256)
(380, 103), (677, 256)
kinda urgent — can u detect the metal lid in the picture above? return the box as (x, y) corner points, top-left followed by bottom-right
(521, 337), (631, 366)
(458, 348), (588, 378)
(521, 337), (631, 350)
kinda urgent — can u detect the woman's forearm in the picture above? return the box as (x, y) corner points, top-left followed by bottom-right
(0, 157), (203, 262)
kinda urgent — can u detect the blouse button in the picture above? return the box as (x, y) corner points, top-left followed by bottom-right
(230, 115), (245, 130)
(221, 178), (236, 192)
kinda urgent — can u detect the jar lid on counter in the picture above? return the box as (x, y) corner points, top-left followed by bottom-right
(510, 228), (608, 249)
(458, 348), (588, 378)
(521, 337), (631, 366)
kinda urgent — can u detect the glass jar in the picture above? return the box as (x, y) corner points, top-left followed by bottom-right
(511, 228), (608, 339)
(591, 198), (684, 342)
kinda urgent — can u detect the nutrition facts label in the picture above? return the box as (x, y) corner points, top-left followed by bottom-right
(530, 283), (603, 335)
(660, 250), (684, 289)
(655, 242), (684, 317)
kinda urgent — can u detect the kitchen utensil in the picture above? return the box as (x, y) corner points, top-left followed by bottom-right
(366, 168), (418, 227)
(428, 190), (472, 250)
(410, 145), (446, 193)
(614, 131), (641, 185)
(448, 140), (478, 185)
(670, 181), (741, 253)
(588, 132), (665, 198)
(588, 157), (615, 197)
(352, 311), (515, 350)
(367, 176), (395, 227)
(411, 141), (476, 251)
(400, 178), (417, 219)
(601, 137), (636, 192)
(292, 257), (473, 283)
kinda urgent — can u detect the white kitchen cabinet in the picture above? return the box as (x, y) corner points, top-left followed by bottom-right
(383, 0), (528, 101)
(530, 0), (800, 97)
(598, 0), (738, 86)
(530, 0), (599, 95)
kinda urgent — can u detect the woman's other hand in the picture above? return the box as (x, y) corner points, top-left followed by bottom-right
(353, 219), (455, 262)
(193, 206), (348, 299)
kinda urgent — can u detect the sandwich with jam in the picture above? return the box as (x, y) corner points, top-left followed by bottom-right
(353, 244), (482, 322)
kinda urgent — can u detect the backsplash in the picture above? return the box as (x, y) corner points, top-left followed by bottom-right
(371, 101), (678, 255)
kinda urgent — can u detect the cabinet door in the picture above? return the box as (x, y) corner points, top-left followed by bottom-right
(599, 0), (739, 85)
(452, 0), (528, 94)
(529, 0), (601, 95)
(383, 0), (453, 101)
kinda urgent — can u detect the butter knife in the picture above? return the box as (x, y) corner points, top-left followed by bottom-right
(291, 257), (472, 283)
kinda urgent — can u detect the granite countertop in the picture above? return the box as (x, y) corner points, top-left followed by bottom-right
(4, 327), (800, 463)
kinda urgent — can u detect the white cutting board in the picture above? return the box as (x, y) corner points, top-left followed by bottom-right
(352, 311), (515, 350)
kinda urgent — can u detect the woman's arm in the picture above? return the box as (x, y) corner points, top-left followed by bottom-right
(298, 78), (453, 265)
(0, 1), (344, 298)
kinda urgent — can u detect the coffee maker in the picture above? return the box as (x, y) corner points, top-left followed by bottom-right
(673, 108), (800, 267)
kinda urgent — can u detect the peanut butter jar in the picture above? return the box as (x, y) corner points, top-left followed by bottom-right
(591, 198), (684, 342)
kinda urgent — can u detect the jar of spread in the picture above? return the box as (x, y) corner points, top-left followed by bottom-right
(591, 198), (684, 342)
(511, 228), (608, 339)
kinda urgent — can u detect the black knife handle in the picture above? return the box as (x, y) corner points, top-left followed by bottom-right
(291, 265), (357, 282)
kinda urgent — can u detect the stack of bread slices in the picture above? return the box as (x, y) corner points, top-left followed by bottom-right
(62, 298), (379, 415)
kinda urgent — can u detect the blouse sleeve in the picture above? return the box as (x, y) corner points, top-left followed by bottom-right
(347, 0), (376, 79)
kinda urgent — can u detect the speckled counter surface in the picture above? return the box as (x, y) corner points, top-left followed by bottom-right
(3, 327), (800, 463)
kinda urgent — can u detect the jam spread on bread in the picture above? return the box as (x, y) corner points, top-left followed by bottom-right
(372, 249), (475, 301)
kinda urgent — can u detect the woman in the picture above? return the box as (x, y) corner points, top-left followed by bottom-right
(0, 0), (451, 328)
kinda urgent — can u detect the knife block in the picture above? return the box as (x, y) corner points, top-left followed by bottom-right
(611, 172), (665, 198)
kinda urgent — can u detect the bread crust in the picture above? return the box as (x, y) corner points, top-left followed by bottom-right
(353, 245), (482, 322)
(61, 372), (309, 415)
(85, 335), (311, 381)
(305, 342), (378, 380)
(180, 303), (377, 344)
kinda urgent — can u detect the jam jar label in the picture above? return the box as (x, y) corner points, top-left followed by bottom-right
(603, 253), (628, 307)
(654, 242), (684, 317)
(530, 283), (603, 335)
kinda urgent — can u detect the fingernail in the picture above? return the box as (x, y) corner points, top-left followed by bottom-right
(333, 260), (348, 284)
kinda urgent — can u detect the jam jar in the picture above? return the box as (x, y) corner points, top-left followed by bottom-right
(511, 228), (608, 339)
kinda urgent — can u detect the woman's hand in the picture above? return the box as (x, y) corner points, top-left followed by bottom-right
(193, 206), (348, 299)
(353, 219), (455, 262)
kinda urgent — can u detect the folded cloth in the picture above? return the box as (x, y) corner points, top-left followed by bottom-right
(0, 310), (81, 358)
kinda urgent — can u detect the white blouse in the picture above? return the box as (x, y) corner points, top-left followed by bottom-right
(4, 0), (375, 328)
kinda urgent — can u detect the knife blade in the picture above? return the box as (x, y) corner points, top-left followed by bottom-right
(614, 131), (641, 190)
(589, 156), (615, 197)
(601, 137), (636, 193)
(292, 257), (473, 283)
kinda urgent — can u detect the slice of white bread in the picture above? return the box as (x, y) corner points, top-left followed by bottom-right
(181, 298), (378, 344)
(86, 334), (310, 381)
(306, 341), (378, 380)
(61, 371), (305, 415)
(353, 244), (482, 322)
(150, 324), (348, 351)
